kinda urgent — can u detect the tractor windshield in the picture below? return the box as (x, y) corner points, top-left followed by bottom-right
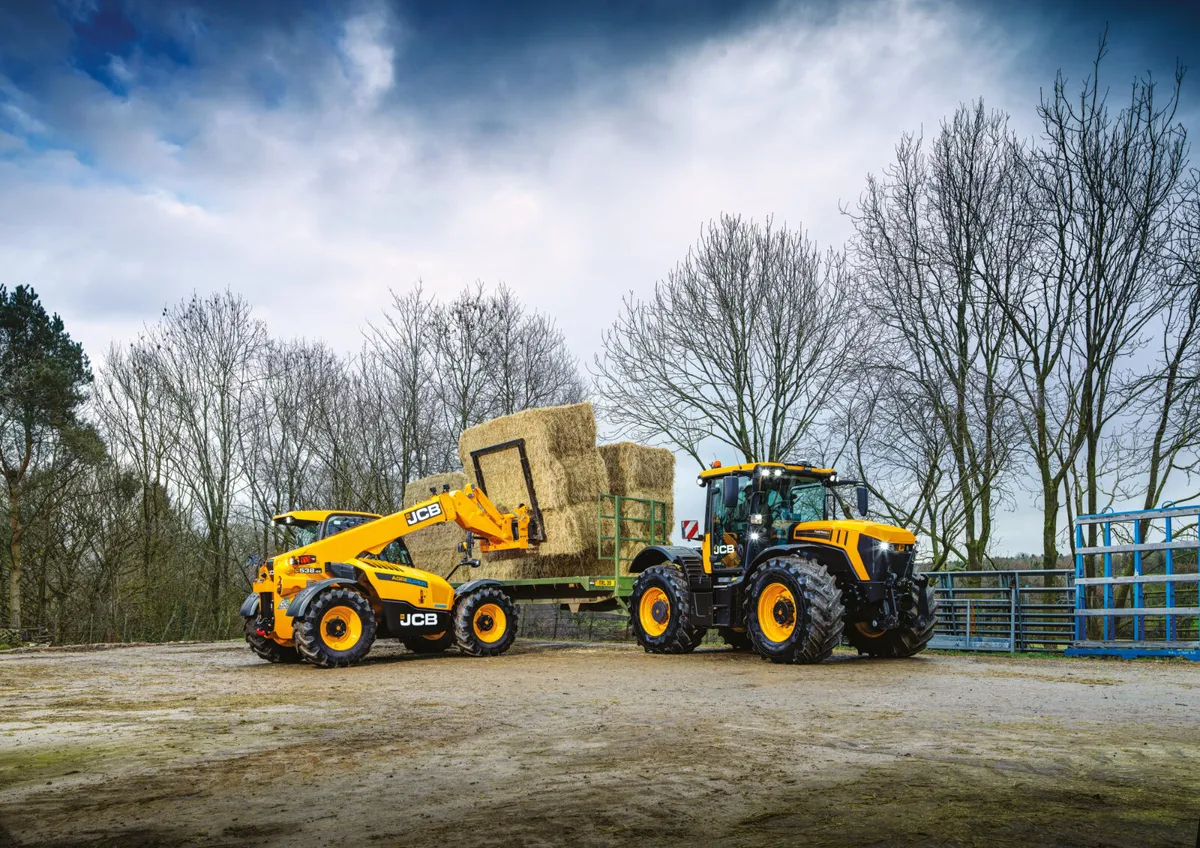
(278, 520), (322, 551)
(753, 472), (827, 547)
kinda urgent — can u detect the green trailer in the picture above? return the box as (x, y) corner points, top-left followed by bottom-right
(452, 494), (671, 613)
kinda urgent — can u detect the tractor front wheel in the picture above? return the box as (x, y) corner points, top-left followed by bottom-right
(454, 588), (518, 657)
(746, 556), (844, 664)
(629, 565), (707, 654)
(845, 585), (938, 658)
(293, 588), (377, 669)
(243, 619), (302, 664)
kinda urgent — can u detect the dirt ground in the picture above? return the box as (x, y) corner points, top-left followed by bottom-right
(0, 640), (1197, 848)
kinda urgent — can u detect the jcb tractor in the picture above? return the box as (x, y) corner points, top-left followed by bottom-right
(240, 476), (539, 668)
(627, 461), (937, 664)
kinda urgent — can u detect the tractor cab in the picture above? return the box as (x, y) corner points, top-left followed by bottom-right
(271, 510), (381, 548)
(694, 462), (870, 571)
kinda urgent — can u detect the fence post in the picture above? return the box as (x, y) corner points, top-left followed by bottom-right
(1164, 514), (1176, 642)
(1009, 580), (1017, 655)
(1102, 519), (1113, 642)
(1133, 517), (1144, 641)
(1074, 522), (1085, 642)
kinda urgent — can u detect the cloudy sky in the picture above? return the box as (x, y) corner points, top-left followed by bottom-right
(2, 0), (1197, 553)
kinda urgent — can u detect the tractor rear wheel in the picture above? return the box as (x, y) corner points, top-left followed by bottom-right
(746, 556), (844, 664)
(403, 630), (455, 654)
(454, 588), (518, 657)
(629, 565), (707, 654)
(243, 619), (301, 664)
(293, 588), (377, 668)
(845, 585), (938, 658)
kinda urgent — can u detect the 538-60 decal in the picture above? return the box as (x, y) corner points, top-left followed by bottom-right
(405, 502), (443, 526)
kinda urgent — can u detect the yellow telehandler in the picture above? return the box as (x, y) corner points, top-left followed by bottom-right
(240, 447), (542, 668)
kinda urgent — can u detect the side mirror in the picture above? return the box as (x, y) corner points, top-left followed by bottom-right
(856, 484), (870, 517)
(458, 531), (475, 554)
(722, 476), (739, 509)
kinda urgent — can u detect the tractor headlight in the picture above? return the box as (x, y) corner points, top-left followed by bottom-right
(750, 513), (763, 525)
(878, 540), (891, 552)
(749, 531), (760, 541)
(773, 468), (782, 477)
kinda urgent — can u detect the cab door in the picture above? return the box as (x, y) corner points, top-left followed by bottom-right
(706, 473), (752, 570)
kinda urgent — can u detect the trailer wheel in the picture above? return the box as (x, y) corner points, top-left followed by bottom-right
(845, 585), (938, 658)
(403, 630), (455, 654)
(719, 627), (754, 652)
(629, 565), (707, 654)
(293, 587), (377, 668)
(454, 587), (518, 657)
(243, 619), (301, 664)
(746, 556), (844, 664)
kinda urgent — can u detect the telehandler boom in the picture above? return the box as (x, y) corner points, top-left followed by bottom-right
(240, 479), (537, 668)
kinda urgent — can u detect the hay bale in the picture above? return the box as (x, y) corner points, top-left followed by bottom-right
(401, 472), (470, 577)
(457, 402), (609, 557)
(598, 442), (676, 562)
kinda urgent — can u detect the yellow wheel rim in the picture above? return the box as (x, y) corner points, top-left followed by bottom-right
(423, 631), (447, 642)
(320, 605), (363, 652)
(473, 604), (507, 643)
(757, 582), (798, 643)
(639, 587), (670, 638)
(856, 622), (886, 638)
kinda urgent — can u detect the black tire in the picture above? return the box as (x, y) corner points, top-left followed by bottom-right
(453, 588), (518, 657)
(293, 587), (377, 669)
(403, 629), (455, 654)
(844, 585), (938, 658)
(746, 556), (844, 665)
(629, 565), (707, 654)
(244, 619), (301, 664)
(719, 627), (753, 652)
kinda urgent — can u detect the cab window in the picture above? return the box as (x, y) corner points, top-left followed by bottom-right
(323, 514), (376, 539)
(709, 473), (753, 566)
(370, 538), (414, 566)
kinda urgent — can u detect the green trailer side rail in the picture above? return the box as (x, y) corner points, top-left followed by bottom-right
(452, 494), (670, 612)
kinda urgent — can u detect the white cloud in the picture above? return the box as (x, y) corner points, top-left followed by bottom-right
(0, 0), (1101, 551)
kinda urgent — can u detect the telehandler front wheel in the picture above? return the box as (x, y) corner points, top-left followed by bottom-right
(243, 619), (302, 664)
(293, 588), (377, 669)
(746, 556), (844, 664)
(629, 565), (707, 654)
(454, 588), (518, 657)
(403, 630), (455, 654)
(845, 585), (938, 658)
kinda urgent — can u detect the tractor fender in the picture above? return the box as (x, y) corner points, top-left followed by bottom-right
(239, 592), (259, 618)
(628, 545), (703, 574)
(455, 578), (504, 597)
(286, 578), (359, 619)
(749, 543), (858, 582)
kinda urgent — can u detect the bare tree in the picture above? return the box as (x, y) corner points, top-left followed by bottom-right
(1031, 37), (1188, 582)
(594, 214), (854, 466)
(151, 291), (266, 632)
(850, 102), (1025, 569)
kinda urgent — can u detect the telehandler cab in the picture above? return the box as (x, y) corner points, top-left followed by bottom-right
(627, 461), (937, 663)
(240, 473), (539, 668)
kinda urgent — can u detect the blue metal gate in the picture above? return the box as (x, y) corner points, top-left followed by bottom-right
(928, 569), (1075, 652)
(1066, 503), (1200, 660)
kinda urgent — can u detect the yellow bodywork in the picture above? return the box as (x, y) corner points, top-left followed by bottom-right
(251, 485), (534, 644)
(792, 519), (916, 581)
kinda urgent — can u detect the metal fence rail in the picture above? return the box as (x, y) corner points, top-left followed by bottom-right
(928, 569), (1075, 652)
(1067, 503), (1200, 660)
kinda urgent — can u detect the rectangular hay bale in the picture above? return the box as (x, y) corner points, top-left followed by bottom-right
(401, 472), (470, 577)
(598, 442), (676, 561)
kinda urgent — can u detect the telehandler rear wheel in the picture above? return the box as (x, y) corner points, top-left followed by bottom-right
(243, 619), (302, 664)
(293, 588), (377, 668)
(454, 587), (518, 657)
(845, 585), (938, 658)
(403, 630), (455, 654)
(629, 565), (707, 654)
(746, 556), (844, 664)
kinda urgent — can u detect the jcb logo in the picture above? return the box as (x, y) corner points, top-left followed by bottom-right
(712, 544), (737, 556)
(405, 502), (443, 526)
(396, 613), (440, 627)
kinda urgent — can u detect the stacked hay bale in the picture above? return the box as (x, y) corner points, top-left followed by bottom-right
(401, 471), (469, 577)
(457, 402), (612, 579)
(596, 442), (676, 565)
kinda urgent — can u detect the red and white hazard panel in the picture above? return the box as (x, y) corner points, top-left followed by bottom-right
(681, 520), (701, 540)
